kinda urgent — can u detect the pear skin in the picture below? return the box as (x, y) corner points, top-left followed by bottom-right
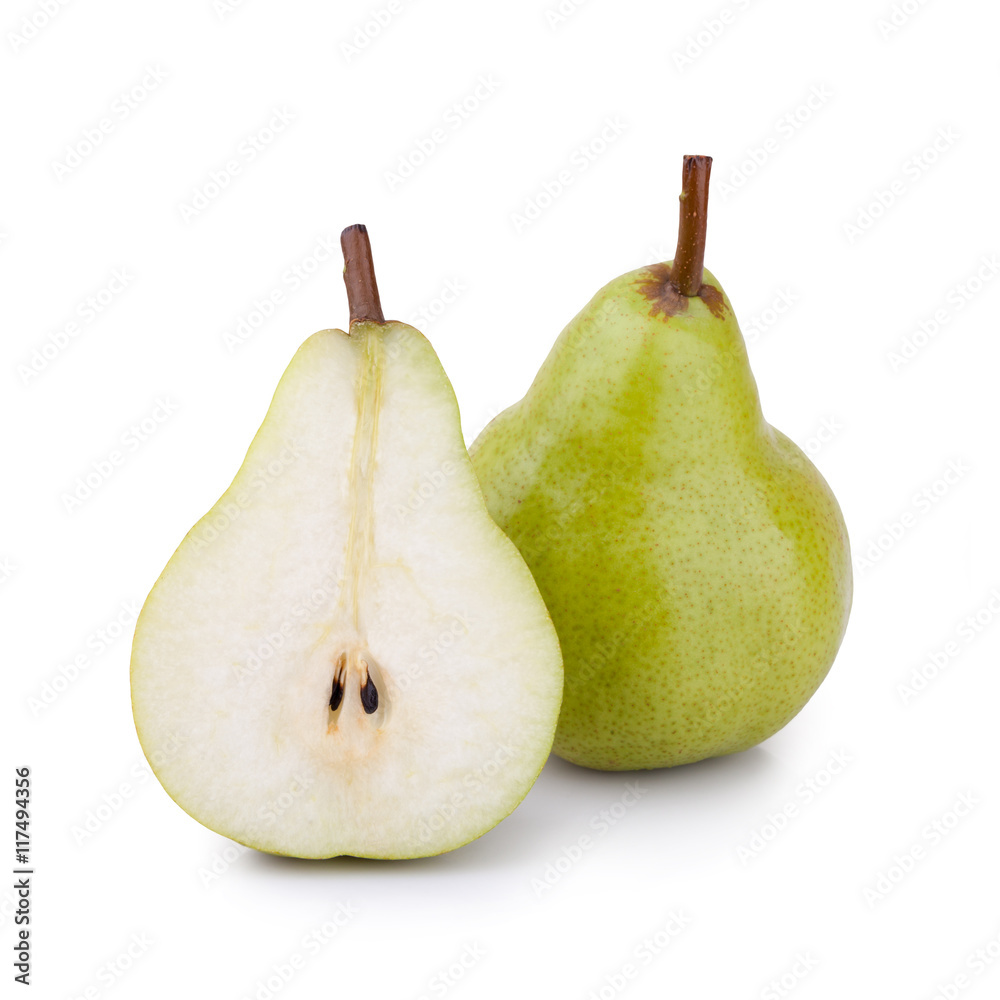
(472, 157), (851, 770)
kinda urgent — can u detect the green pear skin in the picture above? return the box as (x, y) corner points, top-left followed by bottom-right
(471, 263), (852, 770)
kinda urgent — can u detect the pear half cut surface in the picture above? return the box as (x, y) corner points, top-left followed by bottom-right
(131, 226), (562, 858)
(471, 157), (851, 771)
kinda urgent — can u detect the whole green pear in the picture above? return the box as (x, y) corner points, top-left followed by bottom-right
(471, 156), (851, 770)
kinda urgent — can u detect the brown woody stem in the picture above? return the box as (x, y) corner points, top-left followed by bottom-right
(670, 155), (712, 296)
(341, 224), (385, 324)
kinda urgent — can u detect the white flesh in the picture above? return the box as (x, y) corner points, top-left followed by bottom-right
(131, 323), (562, 858)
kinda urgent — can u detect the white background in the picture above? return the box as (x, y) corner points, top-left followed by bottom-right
(5, 0), (1000, 996)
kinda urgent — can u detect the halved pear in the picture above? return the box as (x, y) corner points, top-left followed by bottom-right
(130, 226), (562, 859)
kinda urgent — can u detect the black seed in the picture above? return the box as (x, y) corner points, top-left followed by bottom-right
(360, 674), (379, 714)
(329, 676), (344, 711)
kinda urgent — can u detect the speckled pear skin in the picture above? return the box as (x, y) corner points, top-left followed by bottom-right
(470, 263), (852, 770)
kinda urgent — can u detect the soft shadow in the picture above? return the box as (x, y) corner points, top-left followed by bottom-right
(544, 743), (777, 783)
(538, 743), (782, 806)
(243, 746), (780, 877)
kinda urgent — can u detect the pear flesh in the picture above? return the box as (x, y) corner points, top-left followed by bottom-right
(471, 264), (852, 770)
(131, 322), (562, 858)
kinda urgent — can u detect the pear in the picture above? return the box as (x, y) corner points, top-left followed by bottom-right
(471, 157), (851, 770)
(130, 225), (562, 857)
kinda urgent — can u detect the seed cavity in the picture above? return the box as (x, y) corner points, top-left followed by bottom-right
(327, 650), (384, 724)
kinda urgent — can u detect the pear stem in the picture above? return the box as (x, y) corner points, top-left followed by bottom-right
(341, 224), (385, 324)
(671, 155), (712, 297)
